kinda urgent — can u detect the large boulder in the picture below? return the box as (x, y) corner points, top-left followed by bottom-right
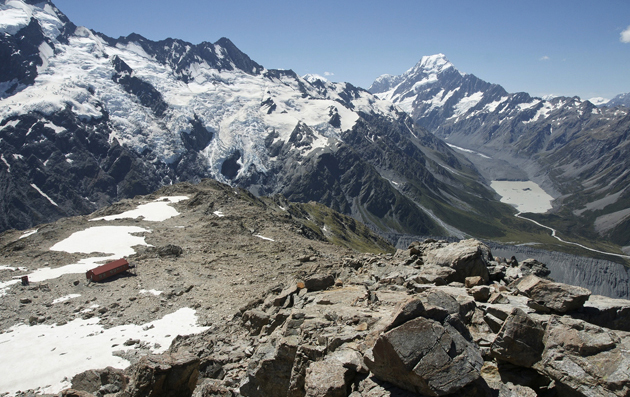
(121, 353), (200, 397)
(304, 349), (366, 397)
(518, 259), (551, 279)
(423, 239), (491, 284)
(240, 336), (299, 397)
(512, 275), (591, 314)
(365, 316), (483, 396)
(490, 308), (545, 368)
(71, 367), (127, 395)
(534, 315), (630, 397)
(304, 274), (335, 291)
(571, 294), (630, 332)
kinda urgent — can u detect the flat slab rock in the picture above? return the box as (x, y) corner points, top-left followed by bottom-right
(422, 239), (491, 284)
(512, 274), (591, 314)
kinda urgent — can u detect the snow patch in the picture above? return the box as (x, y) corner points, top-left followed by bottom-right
(0, 308), (208, 396)
(0, 1), (32, 35)
(43, 121), (66, 134)
(483, 96), (509, 113)
(19, 229), (38, 239)
(446, 143), (491, 159)
(91, 196), (188, 222)
(517, 100), (541, 111)
(254, 235), (275, 241)
(0, 279), (20, 297)
(50, 226), (149, 258)
(30, 183), (58, 206)
(452, 92), (484, 117)
(52, 294), (81, 304)
(139, 289), (163, 296)
(1, 154), (11, 172)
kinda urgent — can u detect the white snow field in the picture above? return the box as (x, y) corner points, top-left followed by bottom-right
(0, 308), (208, 395)
(90, 196), (189, 222)
(0, 195), (209, 395)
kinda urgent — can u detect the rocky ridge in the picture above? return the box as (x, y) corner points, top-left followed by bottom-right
(2, 181), (629, 396)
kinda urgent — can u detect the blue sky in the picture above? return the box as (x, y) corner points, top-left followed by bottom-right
(53, 0), (630, 100)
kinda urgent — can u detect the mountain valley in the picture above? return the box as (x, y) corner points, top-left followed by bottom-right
(370, 55), (630, 252)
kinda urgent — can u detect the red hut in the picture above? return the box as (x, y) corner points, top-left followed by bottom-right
(86, 258), (130, 282)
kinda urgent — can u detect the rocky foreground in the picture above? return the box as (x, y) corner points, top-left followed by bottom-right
(1, 181), (630, 397)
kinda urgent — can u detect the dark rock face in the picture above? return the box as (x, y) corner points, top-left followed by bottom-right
(121, 353), (200, 397)
(111, 56), (169, 117)
(365, 316), (483, 396)
(181, 115), (214, 152)
(98, 35), (264, 82)
(490, 309), (545, 367)
(0, 109), (168, 231)
(221, 151), (242, 180)
(0, 18), (49, 95)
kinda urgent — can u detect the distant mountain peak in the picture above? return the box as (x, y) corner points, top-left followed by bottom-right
(368, 53), (461, 94)
(302, 74), (329, 84)
(412, 53), (454, 75)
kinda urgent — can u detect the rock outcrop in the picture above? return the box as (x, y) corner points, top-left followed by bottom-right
(512, 274), (591, 314)
(32, 237), (630, 397)
(365, 315), (482, 396)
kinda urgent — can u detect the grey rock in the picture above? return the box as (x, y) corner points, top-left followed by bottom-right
(423, 239), (491, 284)
(158, 244), (184, 257)
(465, 276), (484, 288)
(513, 275), (591, 313)
(483, 313), (503, 334)
(365, 316), (483, 396)
(571, 294), (630, 332)
(469, 286), (490, 302)
(304, 349), (365, 397)
(273, 284), (299, 307)
(498, 383), (537, 397)
(242, 309), (270, 335)
(71, 367), (127, 394)
(487, 293), (509, 305)
(491, 308), (545, 367)
(535, 315), (630, 397)
(240, 336), (299, 397)
(518, 258), (551, 279)
(121, 352), (200, 397)
(304, 274), (335, 292)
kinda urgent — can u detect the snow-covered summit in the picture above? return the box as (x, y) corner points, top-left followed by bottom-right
(588, 97), (609, 106)
(411, 53), (454, 76)
(302, 74), (329, 84)
(0, 0), (66, 39)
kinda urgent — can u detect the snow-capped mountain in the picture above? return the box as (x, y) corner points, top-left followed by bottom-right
(605, 92), (630, 108)
(0, 0), (517, 240)
(370, 55), (630, 246)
